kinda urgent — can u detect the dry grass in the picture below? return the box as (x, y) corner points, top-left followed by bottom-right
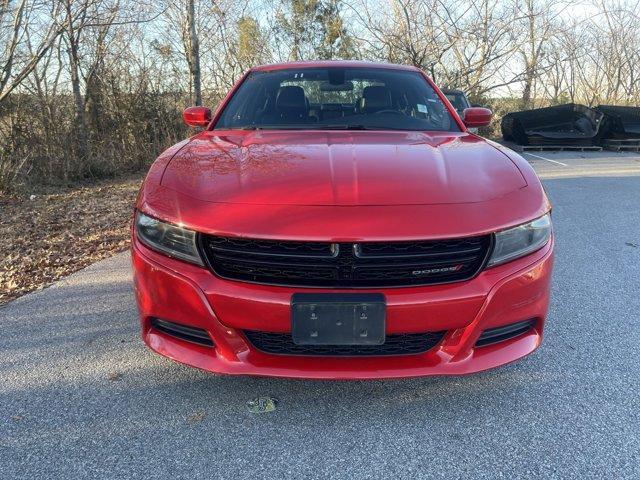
(0, 174), (143, 304)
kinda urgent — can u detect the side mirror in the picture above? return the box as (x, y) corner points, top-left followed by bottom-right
(183, 106), (211, 127)
(462, 107), (492, 128)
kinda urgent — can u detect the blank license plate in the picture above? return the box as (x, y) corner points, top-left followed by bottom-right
(291, 293), (386, 345)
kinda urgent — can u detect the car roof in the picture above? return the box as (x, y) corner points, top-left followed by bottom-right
(251, 60), (423, 73)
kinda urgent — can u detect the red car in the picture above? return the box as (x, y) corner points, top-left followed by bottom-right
(132, 61), (553, 379)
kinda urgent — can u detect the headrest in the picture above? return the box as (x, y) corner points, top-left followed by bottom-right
(276, 86), (308, 112)
(360, 86), (391, 113)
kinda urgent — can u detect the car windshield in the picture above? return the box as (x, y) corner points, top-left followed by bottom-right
(214, 67), (460, 132)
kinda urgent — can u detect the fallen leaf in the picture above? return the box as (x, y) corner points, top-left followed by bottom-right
(187, 411), (206, 423)
(247, 397), (277, 414)
(1, 175), (143, 305)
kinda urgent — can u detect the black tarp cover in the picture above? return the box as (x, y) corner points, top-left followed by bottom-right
(501, 104), (603, 146)
(597, 105), (640, 138)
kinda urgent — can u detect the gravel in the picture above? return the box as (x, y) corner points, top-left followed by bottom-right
(1, 175), (639, 479)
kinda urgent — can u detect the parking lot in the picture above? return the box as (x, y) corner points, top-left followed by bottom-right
(1, 149), (639, 479)
(501, 143), (640, 179)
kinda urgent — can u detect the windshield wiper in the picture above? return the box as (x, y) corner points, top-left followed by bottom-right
(236, 125), (308, 130)
(233, 124), (377, 131)
(316, 124), (373, 130)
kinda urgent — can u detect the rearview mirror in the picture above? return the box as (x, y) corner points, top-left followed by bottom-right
(183, 106), (212, 127)
(462, 107), (492, 128)
(320, 81), (354, 92)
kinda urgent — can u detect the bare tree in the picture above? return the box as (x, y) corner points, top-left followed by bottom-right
(186, 0), (201, 105)
(59, 0), (91, 162)
(0, 0), (63, 104)
(3, 0), (640, 193)
(515, 0), (562, 109)
(274, 0), (354, 61)
(160, 0), (207, 103)
(351, 0), (525, 98)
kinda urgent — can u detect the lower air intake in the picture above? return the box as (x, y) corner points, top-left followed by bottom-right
(151, 318), (214, 347)
(475, 319), (535, 347)
(243, 330), (446, 356)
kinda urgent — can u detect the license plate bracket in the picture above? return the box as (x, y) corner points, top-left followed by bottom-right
(291, 293), (386, 345)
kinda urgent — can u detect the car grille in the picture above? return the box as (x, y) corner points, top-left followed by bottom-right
(243, 330), (446, 356)
(198, 235), (492, 288)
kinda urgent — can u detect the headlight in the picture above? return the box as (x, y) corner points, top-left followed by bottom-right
(488, 213), (552, 267)
(135, 212), (203, 266)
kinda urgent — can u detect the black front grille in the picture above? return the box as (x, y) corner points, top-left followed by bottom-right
(151, 318), (214, 347)
(199, 235), (492, 288)
(244, 330), (446, 356)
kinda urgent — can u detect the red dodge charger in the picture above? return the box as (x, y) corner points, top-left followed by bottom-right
(132, 61), (554, 379)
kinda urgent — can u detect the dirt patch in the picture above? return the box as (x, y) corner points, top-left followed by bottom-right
(0, 175), (143, 305)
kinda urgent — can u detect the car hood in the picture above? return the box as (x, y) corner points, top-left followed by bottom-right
(161, 130), (527, 206)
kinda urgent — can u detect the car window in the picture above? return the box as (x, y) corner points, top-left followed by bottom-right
(444, 92), (470, 114)
(214, 67), (460, 132)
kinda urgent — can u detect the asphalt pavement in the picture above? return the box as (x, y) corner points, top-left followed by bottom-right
(518, 149), (640, 179)
(1, 156), (639, 479)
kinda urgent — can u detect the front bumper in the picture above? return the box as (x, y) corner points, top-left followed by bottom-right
(132, 236), (554, 379)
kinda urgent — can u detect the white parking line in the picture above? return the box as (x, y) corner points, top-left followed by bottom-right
(524, 152), (568, 166)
